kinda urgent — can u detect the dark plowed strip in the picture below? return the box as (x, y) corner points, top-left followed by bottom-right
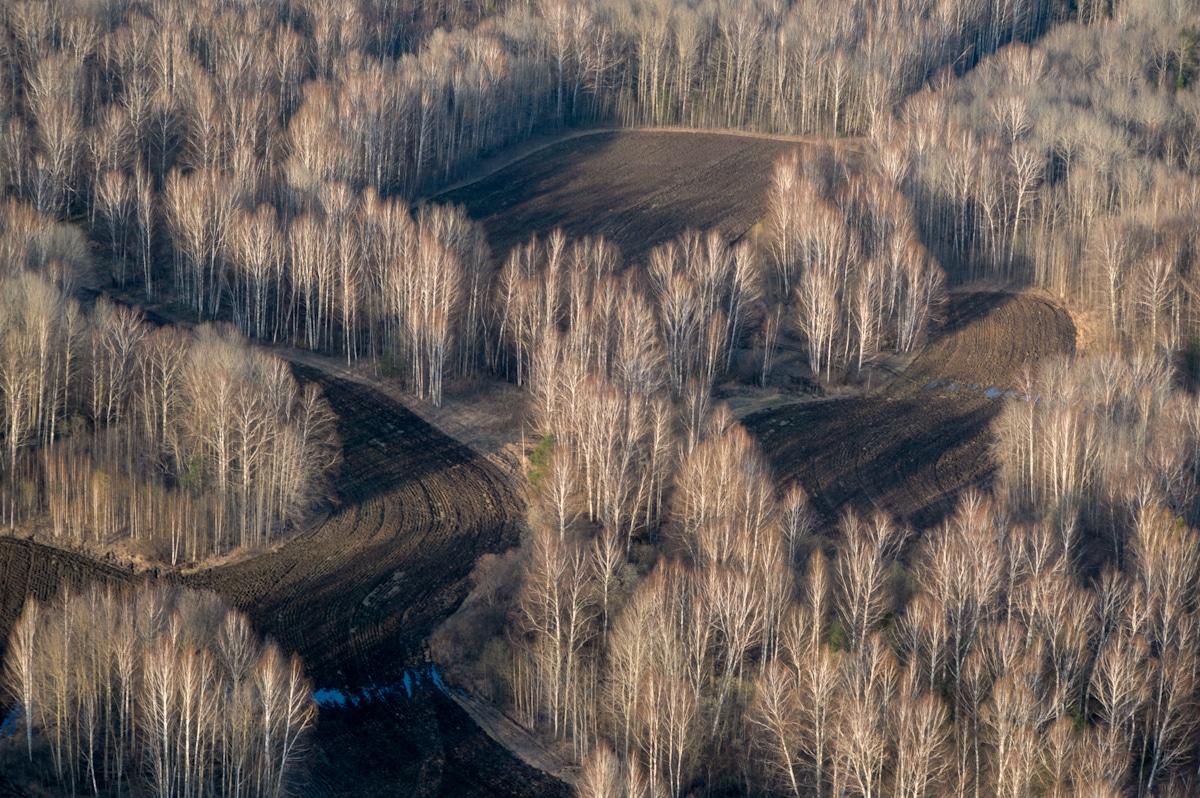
(0, 366), (559, 797)
(747, 292), (1076, 530)
(436, 130), (810, 261)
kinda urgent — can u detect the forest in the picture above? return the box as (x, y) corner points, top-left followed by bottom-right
(2, 0), (1200, 795)
(4, 585), (315, 797)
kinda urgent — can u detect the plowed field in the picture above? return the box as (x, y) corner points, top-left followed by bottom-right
(436, 129), (812, 261)
(0, 367), (565, 798)
(746, 291), (1075, 529)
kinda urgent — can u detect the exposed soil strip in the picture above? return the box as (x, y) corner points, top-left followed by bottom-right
(436, 129), (816, 262)
(746, 291), (1076, 530)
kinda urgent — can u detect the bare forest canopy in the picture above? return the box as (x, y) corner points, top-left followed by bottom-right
(0, 0), (1193, 396)
(4, 584), (315, 797)
(3, 0), (1200, 797)
(0, 201), (341, 562)
(0, 0), (1082, 356)
(0, 0), (1061, 215)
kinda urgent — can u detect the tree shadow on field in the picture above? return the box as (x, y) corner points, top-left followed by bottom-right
(871, 398), (1000, 530)
(436, 130), (794, 263)
(748, 395), (1001, 533)
(289, 365), (479, 505)
(938, 290), (1016, 336)
(437, 132), (625, 257)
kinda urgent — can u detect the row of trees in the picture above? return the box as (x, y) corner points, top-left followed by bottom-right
(154, 180), (491, 406)
(154, 150), (947, 402)
(501, 229), (722, 546)
(510, 412), (811, 769)
(3, 584), (315, 797)
(0, 0), (1056, 214)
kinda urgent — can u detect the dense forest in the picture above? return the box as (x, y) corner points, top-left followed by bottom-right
(5, 584), (315, 797)
(3, 0), (1200, 795)
(0, 261), (342, 563)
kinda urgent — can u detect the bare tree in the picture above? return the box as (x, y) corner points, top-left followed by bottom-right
(749, 659), (803, 797)
(3, 597), (39, 761)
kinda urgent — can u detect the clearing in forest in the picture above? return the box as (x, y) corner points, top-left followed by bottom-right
(435, 129), (812, 261)
(746, 291), (1076, 529)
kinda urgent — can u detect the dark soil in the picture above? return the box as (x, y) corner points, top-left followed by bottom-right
(435, 129), (810, 262)
(746, 291), (1076, 530)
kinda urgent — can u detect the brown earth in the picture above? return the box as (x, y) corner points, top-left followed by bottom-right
(745, 291), (1076, 530)
(434, 129), (823, 262)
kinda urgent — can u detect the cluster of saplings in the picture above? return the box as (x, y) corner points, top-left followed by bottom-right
(767, 146), (945, 378)
(0, 199), (341, 562)
(3, 584), (315, 797)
